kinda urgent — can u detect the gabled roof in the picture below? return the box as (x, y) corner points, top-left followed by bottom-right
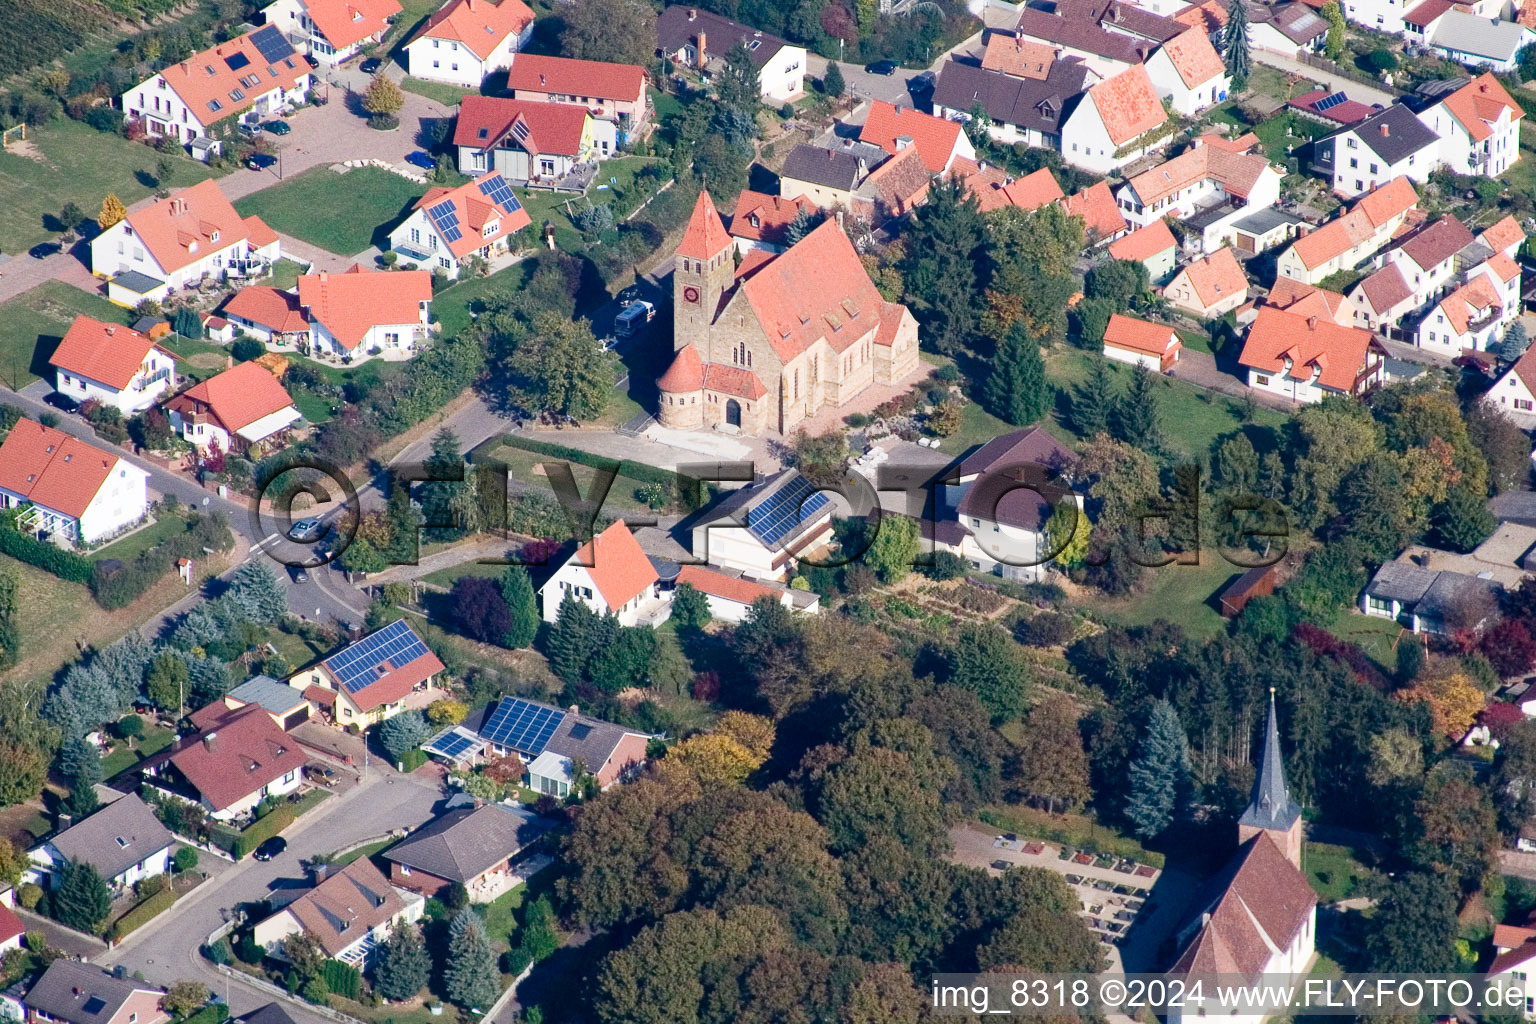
(24, 963), (161, 1024)
(1172, 246), (1249, 307)
(297, 265), (432, 350)
(504, 53), (646, 102)
(933, 58), (1094, 136)
(411, 171), (531, 260)
(166, 360), (296, 435)
(780, 144), (866, 190)
(50, 315), (169, 390)
(860, 100), (966, 174)
(1437, 72), (1524, 142)
(567, 519), (659, 609)
(727, 190), (815, 245)
(1108, 218), (1177, 262)
(1169, 831), (1316, 976)
(1158, 26), (1227, 88)
(678, 189), (734, 260)
(1239, 304), (1378, 391)
(301, 0), (401, 50)
(1354, 262), (1413, 313)
(1125, 139), (1273, 207)
(981, 34), (1058, 79)
(406, 0), (533, 59)
(383, 803), (550, 883)
(1391, 215), (1474, 271)
(453, 95), (591, 157)
(169, 706), (310, 811)
(1061, 180), (1130, 239)
(223, 286), (309, 334)
(1339, 103), (1439, 163)
(1103, 313), (1179, 356)
(1083, 64), (1167, 146)
(45, 794), (175, 882)
(0, 419), (122, 519)
(1436, 274), (1503, 335)
(154, 27), (307, 130)
(281, 858), (411, 957)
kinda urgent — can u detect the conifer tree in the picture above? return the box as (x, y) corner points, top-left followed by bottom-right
(443, 909), (499, 1010)
(1124, 699), (1193, 838)
(499, 566), (539, 649)
(983, 322), (1050, 425)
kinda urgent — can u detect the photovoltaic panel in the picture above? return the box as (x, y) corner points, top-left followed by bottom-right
(478, 175), (517, 211)
(1314, 92), (1348, 111)
(427, 199), (462, 243)
(478, 697), (566, 757)
(746, 475), (831, 547)
(251, 24), (297, 63)
(323, 618), (431, 694)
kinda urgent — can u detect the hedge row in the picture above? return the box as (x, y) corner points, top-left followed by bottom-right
(108, 886), (178, 940)
(0, 524), (94, 582)
(230, 790), (330, 859)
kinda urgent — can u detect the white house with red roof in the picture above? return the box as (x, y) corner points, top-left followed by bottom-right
(298, 266), (434, 360)
(260, 0), (400, 64)
(90, 181), (282, 298)
(452, 95), (614, 184)
(50, 316), (177, 415)
(1483, 346), (1536, 429)
(1102, 313), (1182, 372)
(1115, 134), (1282, 253)
(505, 53), (648, 131)
(858, 100), (975, 175)
(387, 170), (531, 278)
(119, 25), (312, 142)
(404, 0), (533, 87)
(287, 619), (447, 728)
(1421, 73), (1523, 178)
(1060, 65), (1170, 174)
(0, 420), (150, 546)
(164, 360), (301, 454)
(1144, 27), (1230, 116)
(1239, 304), (1387, 403)
(539, 520), (665, 626)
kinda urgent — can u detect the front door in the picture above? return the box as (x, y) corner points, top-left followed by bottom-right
(725, 399), (741, 427)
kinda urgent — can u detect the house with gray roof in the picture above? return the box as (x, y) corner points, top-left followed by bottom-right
(1361, 559), (1502, 634)
(28, 794), (174, 895)
(383, 802), (552, 902)
(23, 962), (166, 1024)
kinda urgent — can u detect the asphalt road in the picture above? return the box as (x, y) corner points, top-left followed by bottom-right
(98, 770), (445, 1023)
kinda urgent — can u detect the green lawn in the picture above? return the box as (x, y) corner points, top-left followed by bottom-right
(99, 724), (175, 778)
(1305, 842), (1370, 903)
(0, 119), (217, 253)
(233, 166), (427, 257)
(92, 513), (190, 563)
(0, 280), (131, 390)
(401, 77), (473, 107)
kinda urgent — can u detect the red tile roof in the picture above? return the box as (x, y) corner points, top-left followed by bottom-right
(728, 190), (815, 245)
(570, 520), (658, 609)
(657, 345), (704, 392)
(407, 0), (534, 59)
(223, 286), (309, 334)
(49, 316), (169, 391)
(703, 363), (768, 399)
(1159, 26), (1226, 88)
(505, 53), (646, 103)
(303, 0), (401, 50)
(981, 34), (1058, 79)
(124, 180), (256, 276)
(1061, 181), (1129, 240)
(1104, 313), (1179, 357)
(0, 419), (121, 519)
(170, 706), (310, 812)
(156, 31), (309, 129)
(1108, 219), (1176, 263)
(1240, 304), (1378, 392)
(1172, 246), (1249, 308)
(1438, 72), (1522, 143)
(453, 95), (591, 157)
(860, 100), (966, 174)
(675, 565), (781, 606)
(412, 172), (531, 260)
(1086, 65), (1166, 146)
(164, 360), (296, 435)
(297, 265), (432, 350)
(1170, 832), (1317, 976)
(677, 190), (734, 260)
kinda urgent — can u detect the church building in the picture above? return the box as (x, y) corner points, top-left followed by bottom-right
(1166, 693), (1317, 1024)
(656, 192), (921, 436)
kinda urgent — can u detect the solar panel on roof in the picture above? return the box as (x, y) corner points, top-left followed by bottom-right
(746, 475), (831, 547)
(324, 619), (431, 694)
(1314, 91), (1348, 111)
(250, 24), (297, 63)
(225, 52), (252, 72)
(427, 199), (463, 243)
(479, 697), (565, 757)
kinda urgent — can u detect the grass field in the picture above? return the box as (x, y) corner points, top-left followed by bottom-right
(234, 167), (426, 257)
(0, 120), (217, 253)
(0, 280), (131, 390)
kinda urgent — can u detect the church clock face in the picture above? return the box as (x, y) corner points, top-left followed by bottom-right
(683, 286), (700, 304)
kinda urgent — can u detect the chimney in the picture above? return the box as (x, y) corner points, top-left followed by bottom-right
(695, 31), (707, 68)
(204, 732), (218, 752)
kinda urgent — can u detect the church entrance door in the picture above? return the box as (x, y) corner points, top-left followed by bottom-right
(725, 399), (741, 427)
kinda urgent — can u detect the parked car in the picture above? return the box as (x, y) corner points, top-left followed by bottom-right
(864, 60), (898, 76)
(360, 57), (382, 74)
(262, 120), (292, 136)
(405, 151), (435, 170)
(253, 837), (287, 861)
(246, 152), (277, 171)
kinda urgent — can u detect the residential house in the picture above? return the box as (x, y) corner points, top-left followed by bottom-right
(951, 160), (1065, 213)
(1248, 2), (1330, 54)
(144, 705), (308, 822)
(1060, 64), (1171, 174)
(404, 0), (534, 87)
(1361, 559), (1501, 633)
(1428, 11), (1536, 70)
(859, 99), (975, 175)
(1421, 72), (1524, 177)
(23, 964), (166, 1024)
(726, 190), (817, 253)
(1114, 134), (1282, 252)
(1009, 8), (1155, 77)
(221, 287), (309, 345)
(538, 519), (664, 625)
(1165, 698), (1316, 1024)
(689, 469), (835, 581)
(1288, 88), (1380, 129)
(297, 266), (434, 360)
(27, 795), (174, 895)
(192, 675), (315, 731)
(252, 858), (423, 968)
(504, 53), (647, 138)
(287, 619), (445, 728)
(164, 360), (301, 455)
(1415, 255), (1522, 353)
(259, 0), (399, 65)
(118, 26), (311, 142)
(1275, 176), (1419, 284)
(1483, 346), (1536, 428)
(386, 171), (531, 279)
(1107, 219), (1179, 283)
(1481, 214), (1526, 259)
(1163, 246), (1250, 317)
(1144, 27), (1230, 116)
(931, 59), (1096, 151)
(656, 7), (805, 102)
(672, 564), (820, 622)
(1061, 180), (1131, 243)
(1102, 313), (1183, 371)
(1314, 103), (1441, 197)
(49, 316), (176, 415)
(777, 143), (871, 210)
(383, 803), (552, 901)
(453, 95), (613, 183)
(1239, 304), (1387, 402)
(0, 420), (150, 547)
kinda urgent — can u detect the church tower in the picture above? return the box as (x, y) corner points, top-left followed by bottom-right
(672, 190), (735, 354)
(1237, 689), (1304, 868)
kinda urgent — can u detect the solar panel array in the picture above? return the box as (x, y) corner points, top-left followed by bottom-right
(477, 175), (520, 212)
(1314, 92), (1348, 111)
(427, 199), (462, 243)
(426, 730), (480, 760)
(324, 618), (431, 694)
(747, 475), (831, 546)
(479, 697), (565, 756)
(251, 24), (297, 63)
